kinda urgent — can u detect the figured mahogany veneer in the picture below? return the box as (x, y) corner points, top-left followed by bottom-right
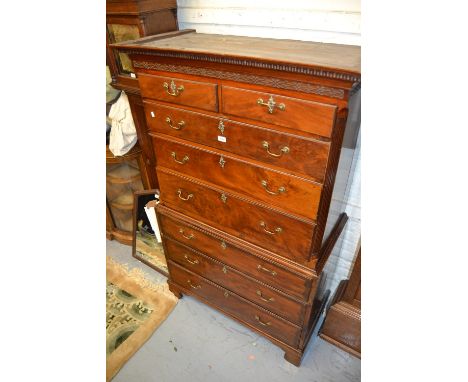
(152, 134), (322, 219)
(221, 86), (337, 138)
(165, 237), (306, 325)
(114, 30), (360, 366)
(158, 210), (312, 300)
(144, 101), (330, 182)
(157, 168), (316, 264)
(168, 261), (302, 348)
(138, 73), (218, 111)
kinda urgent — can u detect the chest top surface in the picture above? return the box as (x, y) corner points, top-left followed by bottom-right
(114, 30), (361, 81)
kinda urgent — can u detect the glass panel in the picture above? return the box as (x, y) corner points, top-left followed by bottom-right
(107, 23), (140, 43)
(106, 65), (120, 103)
(118, 52), (134, 73)
(134, 192), (168, 275)
(106, 159), (143, 233)
(107, 24), (140, 74)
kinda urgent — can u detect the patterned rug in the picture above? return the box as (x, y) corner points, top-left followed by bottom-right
(106, 256), (178, 381)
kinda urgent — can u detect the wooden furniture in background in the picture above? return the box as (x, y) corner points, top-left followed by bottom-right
(113, 30), (361, 366)
(320, 240), (361, 358)
(106, 143), (150, 245)
(107, 0), (178, 89)
(106, 0), (179, 189)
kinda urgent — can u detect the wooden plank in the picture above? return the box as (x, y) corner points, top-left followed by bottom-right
(136, 32), (361, 73)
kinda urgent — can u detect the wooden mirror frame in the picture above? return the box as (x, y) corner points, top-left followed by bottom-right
(132, 189), (168, 276)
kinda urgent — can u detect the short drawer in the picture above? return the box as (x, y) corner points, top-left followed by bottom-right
(168, 261), (301, 348)
(157, 169), (315, 264)
(138, 73), (218, 112)
(158, 211), (311, 300)
(144, 101), (330, 183)
(152, 134), (322, 220)
(165, 236), (306, 325)
(221, 86), (336, 138)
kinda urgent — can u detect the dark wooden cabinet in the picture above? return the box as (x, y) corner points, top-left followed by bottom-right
(320, 241), (361, 358)
(113, 30), (360, 366)
(106, 143), (150, 244)
(106, 0), (178, 88)
(106, 0), (179, 190)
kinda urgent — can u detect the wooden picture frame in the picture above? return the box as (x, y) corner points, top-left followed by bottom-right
(132, 189), (168, 276)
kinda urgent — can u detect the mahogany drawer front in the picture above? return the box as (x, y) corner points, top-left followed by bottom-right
(158, 212), (311, 300)
(157, 169), (315, 264)
(152, 135), (322, 220)
(221, 86), (337, 138)
(165, 237), (305, 325)
(138, 73), (218, 112)
(144, 101), (330, 182)
(168, 261), (301, 348)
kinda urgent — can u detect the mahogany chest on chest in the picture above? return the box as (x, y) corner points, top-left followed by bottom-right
(114, 30), (361, 366)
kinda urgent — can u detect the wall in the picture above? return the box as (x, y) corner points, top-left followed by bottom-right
(177, 0), (361, 293)
(177, 0), (361, 45)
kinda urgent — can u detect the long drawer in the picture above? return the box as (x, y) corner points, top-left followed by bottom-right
(157, 168), (315, 264)
(138, 73), (218, 112)
(165, 236), (306, 325)
(158, 210), (311, 300)
(152, 134), (322, 220)
(168, 261), (301, 348)
(144, 101), (330, 182)
(221, 86), (337, 138)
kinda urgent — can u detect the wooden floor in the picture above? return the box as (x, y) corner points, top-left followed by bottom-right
(107, 239), (361, 382)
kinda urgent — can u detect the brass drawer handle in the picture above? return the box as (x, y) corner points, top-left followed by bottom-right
(187, 280), (201, 289)
(256, 290), (275, 303)
(262, 141), (289, 157)
(171, 152), (189, 164)
(257, 95), (285, 114)
(179, 228), (194, 240)
(165, 117), (185, 130)
(257, 265), (277, 277)
(184, 254), (199, 265)
(177, 189), (193, 201)
(163, 80), (184, 96)
(255, 315), (271, 326)
(260, 221), (282, 235)
(261, 180), (286, 195)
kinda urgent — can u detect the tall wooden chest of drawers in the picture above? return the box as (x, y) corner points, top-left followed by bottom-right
(113, 30), (361, 366)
